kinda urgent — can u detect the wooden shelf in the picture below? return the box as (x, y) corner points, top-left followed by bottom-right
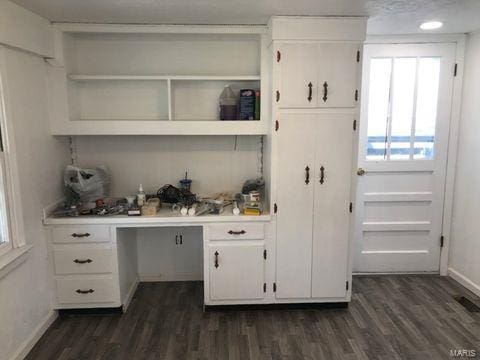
(51, 120), (267, 136)
(68, 75), (261, 81)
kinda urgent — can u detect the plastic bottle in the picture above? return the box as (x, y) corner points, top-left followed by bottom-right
(137, 184), (146, 207)
(219, 85), (237, 120)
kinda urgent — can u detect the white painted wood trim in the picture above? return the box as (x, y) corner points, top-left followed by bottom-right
(12, 310), (58, 360)
(68, 75), (261, 81)
(121, 278), (139, 313)
(448, 268), (480, 297)
(441, 36), (466, 276)
(366, 34), (466, 44)
(0, 244), (33, 280)
(53, 23), (267, 35)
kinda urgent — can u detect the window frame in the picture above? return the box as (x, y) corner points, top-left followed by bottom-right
(0, 45), (27, 263)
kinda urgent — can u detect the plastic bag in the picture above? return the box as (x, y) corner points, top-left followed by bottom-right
(64, 165), (110, 203)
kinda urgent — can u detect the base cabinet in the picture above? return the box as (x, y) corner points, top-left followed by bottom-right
(208, 243), (265, 301)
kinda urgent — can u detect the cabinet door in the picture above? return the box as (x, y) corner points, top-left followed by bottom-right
(209, 243), (265, 301)
(278, 44), (318, 108)
(317, 43), (359, 108)
(312, 114), (354, 298)
(275, 114), (316, 299)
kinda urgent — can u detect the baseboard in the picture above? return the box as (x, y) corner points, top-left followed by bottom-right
(448, 268), (480, 297)
(122, 278), (139, 313)
(12, 310), (58, 360)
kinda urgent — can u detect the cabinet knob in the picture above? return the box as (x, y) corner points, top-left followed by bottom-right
(357, 168), (366, 176)
(320, 166), (325, 184)
(307, 82), (313, 102)
(214, 251), (219, 268)
(322, 82), (328, 102)
(305, 166), (310, 185)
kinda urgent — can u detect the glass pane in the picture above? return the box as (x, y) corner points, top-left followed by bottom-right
(414, 57), (440, 159)
(366, 58), (392, 160)
(390, 58), (417, 160)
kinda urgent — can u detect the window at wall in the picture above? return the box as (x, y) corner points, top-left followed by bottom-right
(366, 56), (441, 161)
(0, 99), (11, 257)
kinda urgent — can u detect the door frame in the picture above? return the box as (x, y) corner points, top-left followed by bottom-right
(359, 34), (466, 275)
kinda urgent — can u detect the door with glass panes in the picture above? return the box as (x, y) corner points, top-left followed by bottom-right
(354, 43), (456, 272)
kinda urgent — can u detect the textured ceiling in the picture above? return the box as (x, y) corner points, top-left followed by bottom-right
(9, 0), (480, 34)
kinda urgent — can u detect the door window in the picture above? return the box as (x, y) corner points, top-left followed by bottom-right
(366, 57), (441, 161)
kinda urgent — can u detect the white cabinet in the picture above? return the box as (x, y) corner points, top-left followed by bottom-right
(277, 43), (360, 108)
(275, 113), (355, 299)
(275, 114), (316, 299)
(208, 243), (265, 301)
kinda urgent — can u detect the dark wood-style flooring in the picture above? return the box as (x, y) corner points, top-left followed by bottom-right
(27, 276), (480, 359)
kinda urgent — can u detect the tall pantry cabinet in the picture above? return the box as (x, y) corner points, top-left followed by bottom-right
(268, 17), (367, 302)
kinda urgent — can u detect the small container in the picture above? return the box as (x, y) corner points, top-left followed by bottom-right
(219, 85), (237, 120)
(126, 196), (136, 207)
(137, 184), (146, 207)
(179, 172), (192, 191)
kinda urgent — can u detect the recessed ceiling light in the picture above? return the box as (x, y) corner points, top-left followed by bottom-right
(420, 21), (443, 30)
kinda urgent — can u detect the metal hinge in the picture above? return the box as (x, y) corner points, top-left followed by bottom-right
(274, 203), (278, 213)
(355, 90), (359, 102)
(263, 283), (267, 292)
(273, 283), (277, 292)
(275, 120), (279, 132)
(353, 119), (357, 131)
(276, 90), (280, 102)
(276, 50), (281, 62)
(440, 235), (445, 248)
(263, 249), (267, 260)
(349, 202), (353, 213)
(454, 63), (458, 77)
(356, 50), (360, 63)
(346, 281), (349, 291)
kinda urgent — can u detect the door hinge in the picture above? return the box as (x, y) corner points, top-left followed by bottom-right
(273, 283), (277, 292)
(275, 120), (279, 132)
(346, 281), (349, 291)
(356, 50), (360, 63)
(274, 203), (278, 213)
(263, 249), (267, 260)
(276, 90), (280, 102)
(440, 235), (445, 248)
(454, 63), (458, 77)
(355, 90), (359, 102)
(263, 283), (267, 292)
(349, 202), (353, 213)
(353, 119), (357, 131)
(276, 50), (281, 62)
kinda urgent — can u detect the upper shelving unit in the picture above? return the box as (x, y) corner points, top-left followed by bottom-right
(47, 24), (269, 135)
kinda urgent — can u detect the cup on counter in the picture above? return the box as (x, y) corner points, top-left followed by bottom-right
(126, 195), (136, 207)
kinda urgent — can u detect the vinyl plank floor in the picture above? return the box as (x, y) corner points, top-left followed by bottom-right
(26, 276), (480, 360)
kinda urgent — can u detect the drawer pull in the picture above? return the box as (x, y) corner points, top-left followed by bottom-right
(228, 230), (246, 235)
(76, 289), (94, 294)
(73, 258), (93, 264)
(71, 232), (91, 238)
(214, 251), (219, 268)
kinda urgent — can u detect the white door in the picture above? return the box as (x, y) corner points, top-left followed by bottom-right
(317, 43), (360, 108)
(278, 44), (318, 108)
(209, 243), (265, 300)
(354, 43), (456, 272)
(276, 114), (316, 299)
(312, 114), (354, 297)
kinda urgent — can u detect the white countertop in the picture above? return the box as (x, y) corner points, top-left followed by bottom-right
(44, 206), (271, 226)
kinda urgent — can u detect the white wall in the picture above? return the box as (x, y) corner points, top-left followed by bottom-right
(0, 48), (69, 360)
(0, 0), (53, 58)
(74, 135), (262, 197)
(448, 31), (480, 296)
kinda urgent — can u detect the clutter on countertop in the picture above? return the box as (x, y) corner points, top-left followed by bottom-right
(53, 167), (265, 218)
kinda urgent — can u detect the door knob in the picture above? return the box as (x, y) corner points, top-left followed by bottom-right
(357, 168), (366, 176)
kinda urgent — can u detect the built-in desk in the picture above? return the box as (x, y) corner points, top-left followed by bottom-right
(44, 208), (273, 311)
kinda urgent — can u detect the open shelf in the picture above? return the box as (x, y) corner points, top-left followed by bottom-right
(68, 75), (261, 81)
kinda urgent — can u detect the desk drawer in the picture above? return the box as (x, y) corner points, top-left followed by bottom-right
(52, 225), (110, 244)
(208, 223), (264, 241)
(53, 248), (113, 275)
(56, 277), (117, 304)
